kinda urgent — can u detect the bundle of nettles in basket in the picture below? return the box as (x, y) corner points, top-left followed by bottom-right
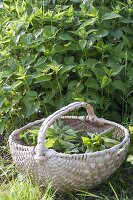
(20, 120), (122, 154)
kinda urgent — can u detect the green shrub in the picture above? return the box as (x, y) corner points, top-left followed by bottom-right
(0, 0), (133, 133)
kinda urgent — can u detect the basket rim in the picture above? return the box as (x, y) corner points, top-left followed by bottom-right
(9, 116), (130, 157)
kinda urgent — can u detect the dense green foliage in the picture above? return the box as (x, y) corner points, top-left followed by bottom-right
(0, 0), (133, 134)
(0, 0), (133, 199)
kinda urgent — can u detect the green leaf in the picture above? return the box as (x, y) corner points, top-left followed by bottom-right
(103, 137), (120, 147)
(43, 26), (58, 39)
(44, 138), (56, 148)
(82, 136), (91, 146)
(99, 127), (115, 137)
(34, 57), (47, 68)
(87, 37), (96, 48)
(110, 29), (123, 39)
(24, 91), (37, 101)
(21, 33), (33, 45)
(85, 78), (99, 89)
(60, 65), (76, 74)
(47, 60), (62, 72)
(85, 59), (99, 67)
(67, 5), (74, 16)
(78, 18), (97, 30)
(8, 57), (20, 70)
(107, 60), (125, 75)
(11, 81), (22, 90)
(79, 39), (87, 51)
(103, 66), (112, 76)
(101, 75), (111, 89)
(25, 53), (37, 65)
(112, 80), (126, 94)
(34, 29), (43, 39)
(91, 67), (104, 80)
(59, 139), (76, 150)
(95, 30), (109, 39)
(34, 74), (52, 83)
(36, 44), (45, 52)
(59, 34), (74, 41)
(102, 12), (122, 21)
(64, 56), (75, 65)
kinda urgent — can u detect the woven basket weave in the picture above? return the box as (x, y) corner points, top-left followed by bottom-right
(9, 102), (130, 191)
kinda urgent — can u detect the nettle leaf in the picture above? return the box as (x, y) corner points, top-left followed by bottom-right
(25, 100), (40, 117)
(110, 29), (123, 39)
(64, 56), (75, 65)
(107, 59), (125, 76)
(21, 33), (33, 45)
(67, 5), (74, 16)
(34, 57), (47, 68)
(70, 28), (88, 39)
(103, 66), (113, 76)
(101, 75), (111, 89)
(115, 42), (124, 52)
(44, 138), (56, 148)
(47, 60), (62, 72)
(53, 44), (65, 53)
(87, 37), (96, 48)
(34, 29), (43, 39)
(75, 81), (84, 93)
(3, 84), (11, 92)
(122, 27), (133, 35)
(36, 44), (45, 52)
(59, 34), (74, 41)
(34, 74), (52, 83)
(120, 18), (133, 24)
(23, 91), (40, 116)
(68, 80), (78, 90)
(43, 26), (58, 39)
(24, 91), (37, 101)
(24, 53), (37, 66)
(85, 78), (99, 90)
(82, 136), (91, 146)
(11, 80), (22, 90)
(103, 138), (120, 147)
(91, 67), (105, 80)
(8, 57), (20, 70)
(60, 65), (76, 74)
(79, 39), (87, 51)
(95, 30), (109, 40)
(85, 58), (99, 67)
(13, 31), (25, 44)
(111, 80), (126, 94)
(78, 18), (97, 30)
(102, 12), (122, 21)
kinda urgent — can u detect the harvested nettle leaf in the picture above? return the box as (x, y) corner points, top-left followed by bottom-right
(20, 128), (39, 146)
(82, 128), (120, 152)
(20, 121), (121, 154)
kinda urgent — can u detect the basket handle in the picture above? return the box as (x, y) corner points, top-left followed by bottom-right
(35, 102), (97, 156)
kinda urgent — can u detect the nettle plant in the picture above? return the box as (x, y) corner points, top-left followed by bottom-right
(0, 0), (133, 133)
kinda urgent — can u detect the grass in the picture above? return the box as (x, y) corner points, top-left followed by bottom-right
(0, 125), (133, 200)
(0, 166), (133, 200)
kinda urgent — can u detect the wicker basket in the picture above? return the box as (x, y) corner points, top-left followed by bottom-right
(9, 102), (130, 191)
